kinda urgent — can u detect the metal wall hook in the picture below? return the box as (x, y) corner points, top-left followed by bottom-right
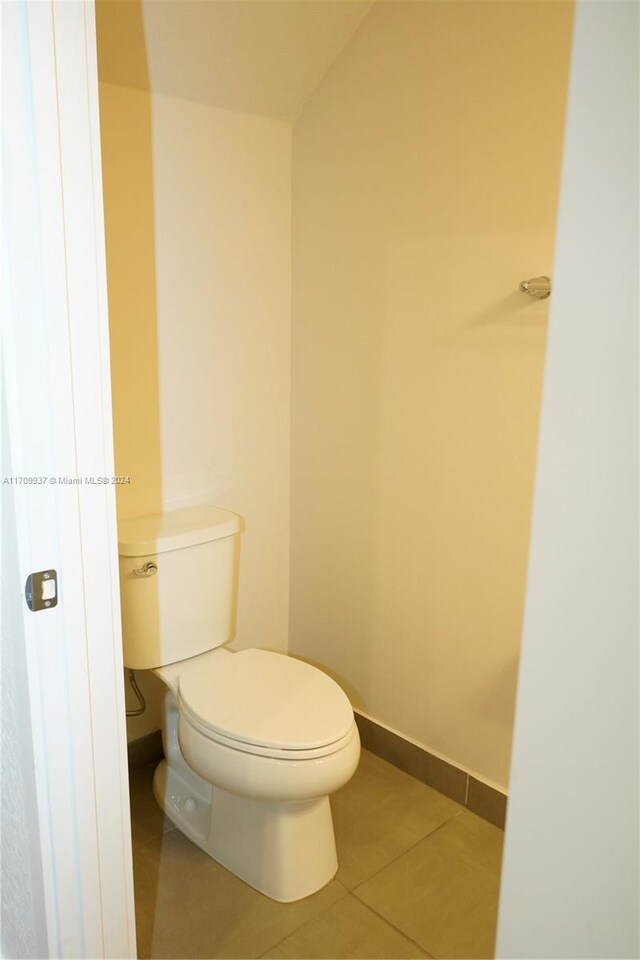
(519, 276), (551, 300)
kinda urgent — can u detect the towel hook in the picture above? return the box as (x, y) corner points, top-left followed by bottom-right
(519, 276), (551, 300)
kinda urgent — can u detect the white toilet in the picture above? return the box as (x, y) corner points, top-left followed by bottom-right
(118, 505), (360, 902)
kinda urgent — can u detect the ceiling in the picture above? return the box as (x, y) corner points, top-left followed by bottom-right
(96, 0), (375, 120)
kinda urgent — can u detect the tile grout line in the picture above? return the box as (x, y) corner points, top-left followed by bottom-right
(357, 807), (503, 888)
(346, 807), (465, 897)
(131, 824), (177, 853)
(347, 893), (437, 959)
(258, 888), (435, 960)
(255, 883), (351, 959)
(348, 809), (501, 960)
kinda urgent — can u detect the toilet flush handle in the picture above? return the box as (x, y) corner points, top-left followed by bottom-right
(133, 561), (157, 577)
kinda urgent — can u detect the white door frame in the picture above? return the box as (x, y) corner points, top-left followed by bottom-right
(2, 1), (135, 956)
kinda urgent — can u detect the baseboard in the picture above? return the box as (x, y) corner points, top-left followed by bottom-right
(354, 711), (508, 830)
(127, 729), (164, 771)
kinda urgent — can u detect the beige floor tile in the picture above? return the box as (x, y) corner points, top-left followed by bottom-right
(429, 807), (504, 879)
(262, 894), (431, 959)
(129, 764), (175, 848)
(133, 829), (348, 959)
(354, 812), (503, 960)
(332, 749), (463, 889)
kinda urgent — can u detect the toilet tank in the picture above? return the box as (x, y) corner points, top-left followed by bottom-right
(117, 505), (242, 670)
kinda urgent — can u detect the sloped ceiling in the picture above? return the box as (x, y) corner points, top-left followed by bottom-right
(96, 0), (375, 120)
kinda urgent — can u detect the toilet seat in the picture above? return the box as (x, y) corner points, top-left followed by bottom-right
(180, 716), (358, 761)
(177, 648), (355, 760)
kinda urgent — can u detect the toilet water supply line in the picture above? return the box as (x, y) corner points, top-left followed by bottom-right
(126, 559), (158, 716)
(126, 670), (146, 717)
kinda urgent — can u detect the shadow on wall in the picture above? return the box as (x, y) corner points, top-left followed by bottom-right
(465, 291), (550, 329)
(285, 652), (369, 713)
(96, 0), (165, 739)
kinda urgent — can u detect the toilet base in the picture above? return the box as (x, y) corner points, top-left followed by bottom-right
(153, 759), (339, 902)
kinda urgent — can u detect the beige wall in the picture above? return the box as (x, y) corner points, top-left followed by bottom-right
(99, 83), (292, 740)
(290, 1), (573, 789)
(100, 84), (162, 523)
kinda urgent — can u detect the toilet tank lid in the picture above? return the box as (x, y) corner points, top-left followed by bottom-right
(118, 505), (242, 557)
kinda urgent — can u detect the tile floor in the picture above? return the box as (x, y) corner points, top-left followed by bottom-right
(130, 750), (503, 960)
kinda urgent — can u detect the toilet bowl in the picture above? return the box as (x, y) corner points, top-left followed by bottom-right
(152, 646), (360, 901)
(118, 505), (361, 902)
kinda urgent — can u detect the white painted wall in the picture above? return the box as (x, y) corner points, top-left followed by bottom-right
(98, 83), (292, 740)
(289, 0), (573, 790)
(497, 1), (639, 956)
(153, 92), (292, 652)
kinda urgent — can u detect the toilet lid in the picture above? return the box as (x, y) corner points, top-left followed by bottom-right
(177, 649), (354, 752)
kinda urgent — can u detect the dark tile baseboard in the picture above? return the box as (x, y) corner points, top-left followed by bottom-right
(127, 729), (164, 771)
(354, 711), (507, 830)
(466, 774), (508, 829)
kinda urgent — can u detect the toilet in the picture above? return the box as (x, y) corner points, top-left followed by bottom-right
(118, 505), (360, 902)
